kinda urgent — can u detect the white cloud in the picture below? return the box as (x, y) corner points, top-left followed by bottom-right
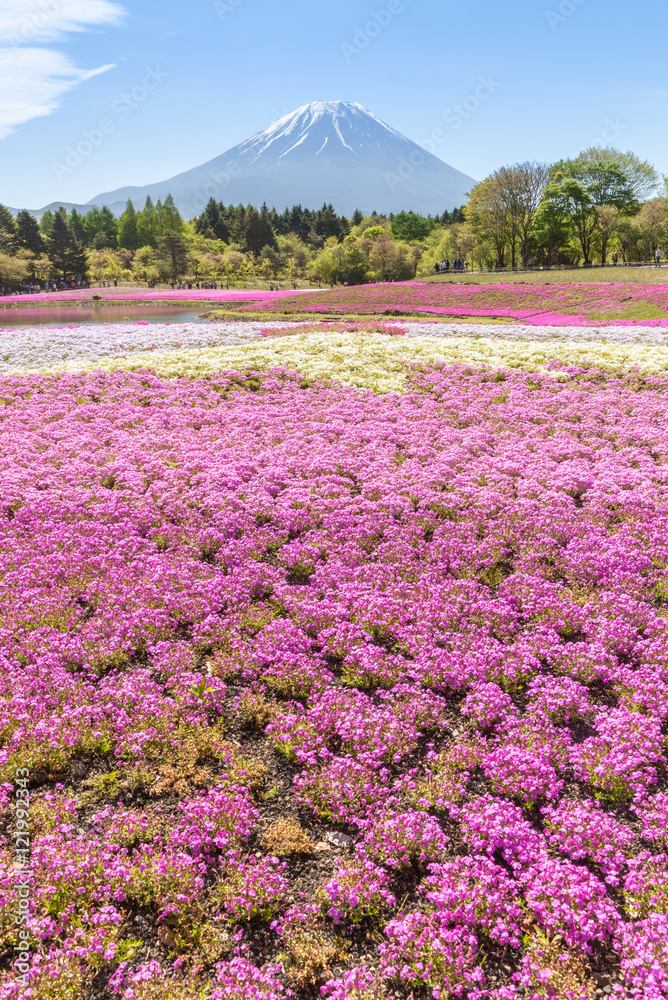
(0, 0), (124, 137)
(0, 0), (125, 45)
(0, 47), (114, 139)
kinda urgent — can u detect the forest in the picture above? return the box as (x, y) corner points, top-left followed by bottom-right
(0, 145), (664, 287)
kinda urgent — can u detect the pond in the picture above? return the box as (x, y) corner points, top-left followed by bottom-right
(0, 305), (208, 327)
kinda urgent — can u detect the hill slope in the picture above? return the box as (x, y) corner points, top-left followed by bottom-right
(88, 101), (476, 218)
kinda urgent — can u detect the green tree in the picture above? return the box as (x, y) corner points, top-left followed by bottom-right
(632, 198), (668, 259)
(0, 204), (15, 232)
(68, 208), (87, 246)
(352, 208), (364, 225)
(0, 252), (28, 289)
(593, 204), (621, 265)
(196, 198), (231, 242)
(243, 204), (276, 256)
(391, 210), (437, 243)
(495, 162), (551, 266)
(568, 147), (658, 209)
(368, 232), (400, 280)
(158, 231), (188, 280)
(466, 177), (511, 267)
(132, 245), (158, 281)
(84, 206), (118, 247)
(117, 199), (140, 251)
(531, 197), (572, 266)
(15, 210), (44, 254)
(0, 204), (16, 253)
(311, 235), (372, 286)
(45, 208), (89, 278)
(137, 197), (157, 247)
(39, 210), (55, 241)
(541, 178), (599, 262)
(159, 194), (184, 233)
(552, 150), (637, 215)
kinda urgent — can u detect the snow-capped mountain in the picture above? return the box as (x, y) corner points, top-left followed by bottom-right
(87, 101), (476, 218)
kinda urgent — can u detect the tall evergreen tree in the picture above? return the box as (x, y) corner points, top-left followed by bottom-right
(195, 198), (230, 241)
(137, 196), (157, 247)
(117, 199), (140, 251)
(46, 208), (88, 278)
(154, 199), (165, 237)
(39, 210), (55, 240)
(0, 204), (15, 233)
(83, 206), (118, 247)
(160, 194), (184, 233)
(243, 204), (276, 256)
(0, 204), (16, 253)
(15, 210), (44, 254)
(352, 208), (364, 225)
(68, 208), (87, 245)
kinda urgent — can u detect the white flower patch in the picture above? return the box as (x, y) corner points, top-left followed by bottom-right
(4, 320), (668, 393)
(0, 320), (301, 374)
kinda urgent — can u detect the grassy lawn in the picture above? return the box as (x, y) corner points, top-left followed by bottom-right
(418, 265), (668, 286)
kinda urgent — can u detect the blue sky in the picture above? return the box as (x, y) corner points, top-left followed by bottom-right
(1, 0), (666, 210)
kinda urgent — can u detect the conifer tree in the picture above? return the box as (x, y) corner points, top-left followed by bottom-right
(243, 204), (276, 256)
(0, 204), (16, 252)
(83, 206), (118, 247)
(137, 196), (157, 247)
(161, 194), (184, 233)
(15, 210), (44, 254)
(46, 208), (88, 278)
(68, 208), (86, 245)
(117, 199), (140, 251)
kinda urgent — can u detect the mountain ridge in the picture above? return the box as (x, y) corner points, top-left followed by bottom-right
(86, 101), (476, 218)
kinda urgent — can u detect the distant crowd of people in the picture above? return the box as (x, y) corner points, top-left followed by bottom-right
(0, 276), (91, 296)
(169, 281), (231, 290)
(434, 259), (468, 274)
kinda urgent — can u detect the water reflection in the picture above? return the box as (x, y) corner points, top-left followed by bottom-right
(0, 306), (206, 327)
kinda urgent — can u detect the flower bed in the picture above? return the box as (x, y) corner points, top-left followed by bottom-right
(221, 280), (668, 326)
(7, 321), (668, 388)
(1, 341), (668, 998)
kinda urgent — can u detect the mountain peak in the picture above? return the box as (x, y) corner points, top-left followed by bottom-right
(240, 101), (409, 165)
(86, 101), (476, 217)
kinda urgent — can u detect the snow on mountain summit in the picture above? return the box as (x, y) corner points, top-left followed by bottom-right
(240, 101), (407, 163)
(88, 101), (476, 217)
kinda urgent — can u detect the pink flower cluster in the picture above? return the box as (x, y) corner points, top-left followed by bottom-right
(231, 279), (668, 325)
(2, 359), (668, 997)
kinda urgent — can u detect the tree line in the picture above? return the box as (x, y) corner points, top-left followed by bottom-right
(0, 144), (664, 288)
(0, 191), (459, 287)
(462, 147), (663, 269)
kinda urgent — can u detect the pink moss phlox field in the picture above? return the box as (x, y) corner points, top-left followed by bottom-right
(222, 280), (668, 325)
(6, 278), (668, 324)
(1, 359), (668, 997)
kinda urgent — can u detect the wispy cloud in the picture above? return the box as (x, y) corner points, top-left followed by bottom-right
(0, 0), (124, 45)
(0, 0), (124, 137)
(0, 48), (113, 139)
